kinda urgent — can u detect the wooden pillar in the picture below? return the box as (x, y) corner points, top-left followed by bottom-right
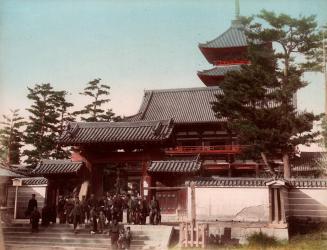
(201, 224), (206, 249)
(14, 186), (18, 220)
(179, 223), (184, 247)
(195, 223), (199, 247)
(91, 165), (103, 198)
(185, 222), (189, 247)
(255, 164), (260, 177)
(228, 164), (233, 177)
(190, 223), (194, 247)
(191, 183), (196, 224)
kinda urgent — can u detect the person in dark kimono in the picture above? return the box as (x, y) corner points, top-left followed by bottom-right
(149, 196), (160, 225)
(26, 194), (37, 218)
(64, 197), (74, 224)
(90, 206), (98, 234)
(140, 197), (148, 225)
(57, 196), (66, 224)
(71, 197), (82, 233)
(80, 195), (87, 224)
(30, 207), (41, 233)
(41, 205), (50, 226)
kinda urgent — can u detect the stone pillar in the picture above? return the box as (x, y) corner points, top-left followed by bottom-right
(268, 187), (274, 223)
(274, 188), (280, 223)
(266, 180), (289, 227)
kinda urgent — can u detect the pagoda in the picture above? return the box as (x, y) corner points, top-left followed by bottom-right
(197, 0), (250, 86)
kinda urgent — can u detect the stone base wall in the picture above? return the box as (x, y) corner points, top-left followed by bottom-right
(207, 222), (288, 245)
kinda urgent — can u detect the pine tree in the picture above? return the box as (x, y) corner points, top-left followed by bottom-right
(0, 109), (26, 166)
(52, 90), (74, 159)
(212, 11), (322, 178)
(24, 83), (74, 165)
(74, 78), (115, 122)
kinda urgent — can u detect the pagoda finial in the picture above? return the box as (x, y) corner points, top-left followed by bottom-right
(235, 0), (240, 19)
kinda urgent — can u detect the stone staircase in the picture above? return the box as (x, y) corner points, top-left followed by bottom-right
(1, 223), (173, 250)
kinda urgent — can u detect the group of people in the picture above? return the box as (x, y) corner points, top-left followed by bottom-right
(26, 192), (161, 248)
(57, 192), (161, 230)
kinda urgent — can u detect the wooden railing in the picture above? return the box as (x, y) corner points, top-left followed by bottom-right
(179, 222), (208, 248)
(165, 145), (246, 155)
(214, 59), (250, 65)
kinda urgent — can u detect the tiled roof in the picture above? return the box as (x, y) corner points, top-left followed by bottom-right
(198, 65), (241, 76)
(148, 159), (201, 174)
(199, 20), (248, 49)
(14, 177), (48, 186)
(288, 179), (327, 188)
(59, 119), (174, 145)
(291, 152), (327, 174)
(187, 177), (269, 187)
(32, 160), (83, 175)
(0, 166), (24, 177)
(125, 87), (224, 124)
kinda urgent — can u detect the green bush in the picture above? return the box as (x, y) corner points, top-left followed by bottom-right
(247, 232), (280, 248)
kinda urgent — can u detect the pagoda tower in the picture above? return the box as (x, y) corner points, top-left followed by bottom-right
(198, 0), (250, 86)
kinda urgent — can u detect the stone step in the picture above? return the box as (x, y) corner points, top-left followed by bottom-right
(4, 241), (156, 250)
(3, 231), (150, 240)
(2, 223), (173, 250)
(3, 235), (158, 245)
(2, 227), (150, 236)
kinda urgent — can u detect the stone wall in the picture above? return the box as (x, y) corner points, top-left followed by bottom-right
(190, 186), (269, 222)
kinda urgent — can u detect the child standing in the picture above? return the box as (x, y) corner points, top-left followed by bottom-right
(90, 207), (98, 234)
(124, 226), (132, 250)
(98, 210), (106, 233)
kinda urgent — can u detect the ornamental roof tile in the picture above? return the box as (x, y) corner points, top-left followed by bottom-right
(59, 119), (174, 145)
(198, 65), (241, 76)
(148, 159), (201, 174)
(32, 160), (83, 175)
(14, 177), (48, 186)
(199, 20), (248, 49)
(125, 87), (224, 124)
(187, 177), (269, 187)
(288, 179), (327, 188)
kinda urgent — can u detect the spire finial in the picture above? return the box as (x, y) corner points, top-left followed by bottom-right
(235, 0), (240, 19)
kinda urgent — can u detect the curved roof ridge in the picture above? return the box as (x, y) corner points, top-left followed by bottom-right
(144, 86), (221, 93)
(67, 119), (173, 128)
(199, 23), (247, 49)
(198, 65), (241, 75)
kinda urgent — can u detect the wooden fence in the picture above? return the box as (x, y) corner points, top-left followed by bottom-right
(179, 222), (208, 248)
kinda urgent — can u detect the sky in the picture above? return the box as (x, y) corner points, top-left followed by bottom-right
(1, 0), (327, 118)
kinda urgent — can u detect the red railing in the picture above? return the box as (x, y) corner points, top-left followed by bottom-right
(214, 59), (250, 66)
(165, 145), (246, 155)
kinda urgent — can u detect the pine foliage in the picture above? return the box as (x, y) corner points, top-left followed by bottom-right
(0, 109), (26, 166)
(74, 78), (115, 122)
